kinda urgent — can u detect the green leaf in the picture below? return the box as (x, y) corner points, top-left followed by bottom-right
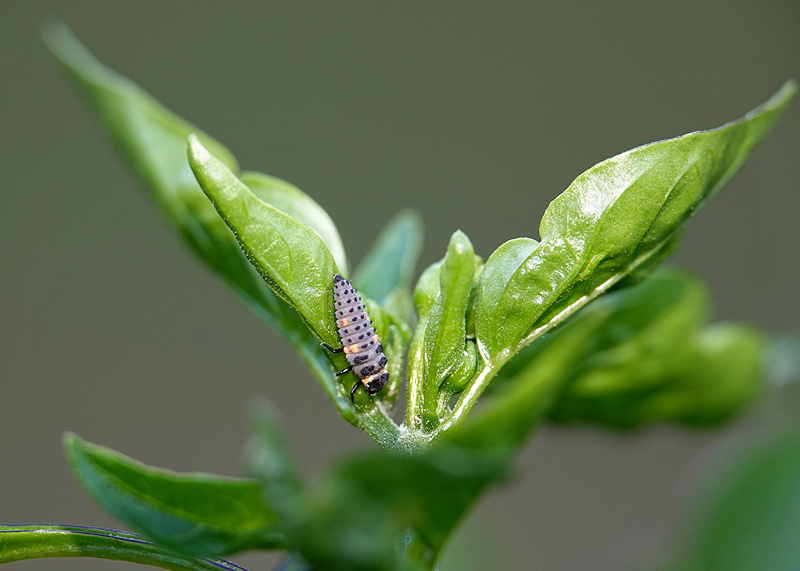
(353, 210), (424, 315)
(433, 271), (756, 551)
(413, 260), (443, 321)
(449, 306), (608, 451)
(473, 237), (538, 349)
(475, 82), (796, 365)
(294, 448), (504, 570)
(342, 310), (595, 568)
(419, 231), (477, 430)
(0, 525), (249, 571)
(244, 400), (306, 530)
(405, 261), (443, 427)
(511, 269), (765, 430)
(188, 136), (340, 345)
(63, 433), (284, 558)
(241, 171), (348, 276)
(658, 427), (800, 571)
(440, 339), (478, 395)
(41, 21), (250, 293)
(244, 406), (443, 570)
(42, 23), (349, 422)
(492, 268), (701, 383)
(543, 270), (708, 427)
(424, 231), (477, 385)
(649, 322), (764, 427)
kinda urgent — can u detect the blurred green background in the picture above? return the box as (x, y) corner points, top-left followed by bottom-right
(1, 2), (798, 569)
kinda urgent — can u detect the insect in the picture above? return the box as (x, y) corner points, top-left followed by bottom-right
(321, 274), (389, 402)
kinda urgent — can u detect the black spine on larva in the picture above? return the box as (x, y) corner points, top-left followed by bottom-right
(332, 274), (389, 396)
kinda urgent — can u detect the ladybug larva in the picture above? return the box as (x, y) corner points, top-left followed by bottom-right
(321, 274), (389, 402)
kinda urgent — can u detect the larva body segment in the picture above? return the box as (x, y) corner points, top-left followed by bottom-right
(328, 274), (389, 401)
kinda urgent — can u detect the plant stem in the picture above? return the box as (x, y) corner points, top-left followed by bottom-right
(356, 400), (402, 450)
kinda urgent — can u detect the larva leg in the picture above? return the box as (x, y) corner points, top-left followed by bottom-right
(335, 366), (352, 376)
(321, 342), (344, 354)
(350, 381), (363, 403)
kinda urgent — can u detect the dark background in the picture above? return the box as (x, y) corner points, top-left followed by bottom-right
(1, 2), (798, 569)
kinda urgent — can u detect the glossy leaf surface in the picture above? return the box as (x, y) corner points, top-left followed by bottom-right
(64, 434), (283, 558)
(189, 136), (340, 345)
(482, 269), (764, 430)
(474, 82), (796, 365)
(242, 171), (348, 276)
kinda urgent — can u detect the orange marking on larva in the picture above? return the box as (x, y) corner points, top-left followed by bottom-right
(343, 345), (351, 354)
(341, 318), (349, 326)
(372, 334), (379, 343)
(348, 343), (361, 354)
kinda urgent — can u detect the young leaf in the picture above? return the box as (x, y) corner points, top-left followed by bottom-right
(440, 340), (479, 395)
(475, 82), (796, 365)
(491, 268), (702, 386)
(405, 261), (443, 426)
(556, 303), (764, 429)
(244, 400), (306, 530)
(651, 323), (764, 427)
(485, 269), (766, 430)
(413, 260), (443, 322)
(0, 525), (250, 571)
(188, 136), (340, 345)
(42, 23), (351, 422)
(63, 433), (284, 558)
(543, 270), (710, 428)
(353, 210), (424, 313)
(424, 231), (477, 386)
(474, 237), (538, 349)
(446, 305), (607, 451)
(241, 171), (348, 276)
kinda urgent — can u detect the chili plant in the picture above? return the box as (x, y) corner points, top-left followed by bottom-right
(1, 21), (795, 571)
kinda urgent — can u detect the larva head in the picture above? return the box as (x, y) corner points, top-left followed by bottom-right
(366, 371), (390, 395)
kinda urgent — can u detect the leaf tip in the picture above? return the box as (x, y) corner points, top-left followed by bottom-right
(449, 229), (474, 255)
(62, 430), (79, 449)
(248, 396), (283, 426)
(397, 208), (424, 229)
(745, 80), (797, 122)
(775, 78), (798, 103)
(187, 133), (205, 159)
(61, 431), (85, 469)
(39, 19), (103, 79)
(38, 17), (69, 49)
(187, 135), (217, 187)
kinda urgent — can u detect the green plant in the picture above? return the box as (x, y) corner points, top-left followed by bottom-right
(0, 21), (795, 570)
